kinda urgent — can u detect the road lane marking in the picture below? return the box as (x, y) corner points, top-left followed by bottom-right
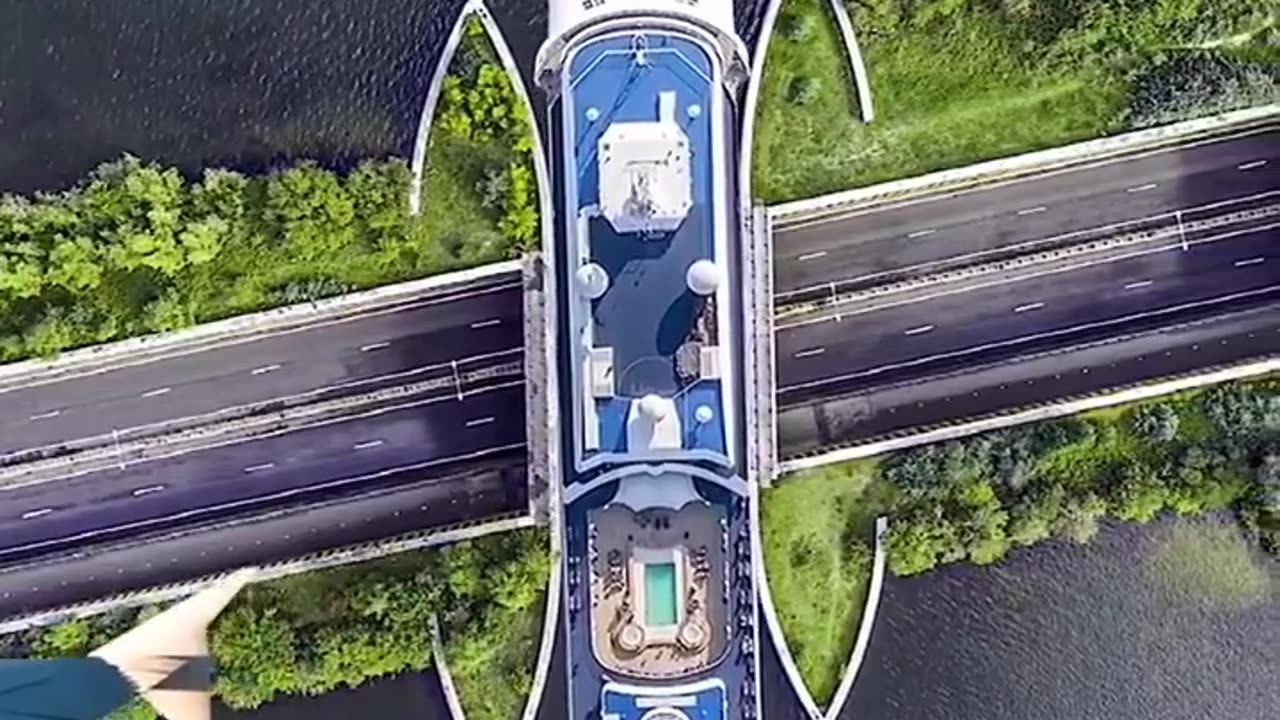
(141, 387), (171, 398)
(251, 364), (281, 375)
(21, 508), (54, 520)
(797, 251), (828, 262)
(131, 485), (166, 497)
(360, 341), (390, 352)
(1016, 206), (1047, 216)
(793, 347), (826, 359)
(1123, 280), (1154, 290)
(28, 410), (61, 421)
(1013, 302), (1045, 313)
(469, 318), (502, 329)
(353, 439), (385, 450)
(465, 416), (496, 427)
(907, 229), (936, 239)
(1234, 257), (1266, 267)
(1238, 160), (1268, 171)
(243, 463), (276, 473)
(904, 324), (935, 336)
(1126, 182), (1158, 193)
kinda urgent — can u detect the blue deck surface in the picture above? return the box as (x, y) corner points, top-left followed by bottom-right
(568, 33), (719, 400)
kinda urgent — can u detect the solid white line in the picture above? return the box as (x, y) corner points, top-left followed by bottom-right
(243, 463), (276, 473)
(1016, 206), (1047, 216)
(469, 318), (502, 329)
(1238, 160), (1268, 171)
(465, 416), (496, 427)
(907, 229), (936, 239)
(797, 251), (829, 262)
(793, 347), (827, 359)
(1124, 280), (1154, 290)
(131, 485), (166, 497)
(1234, 257), (1266, 267)
(353, 439), (385, 450)
(251, 364), (281, 375)
(1126, 183), (1158, 193)
(20, 508), (53, 520)
(1014, 302), (1045, 313)
(141, 387), (171, 398)
(904, 325), (935, 336)
(28, 410), (61, 421)
(360, 341), (390, 352)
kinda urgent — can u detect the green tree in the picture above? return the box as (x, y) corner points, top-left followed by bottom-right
(211, 604), (302, 709)
(32, 619), (93, 658)
(265, 164), (356, 264)
(45, 236), (104, 292)
(1130, 403), (1180, 444)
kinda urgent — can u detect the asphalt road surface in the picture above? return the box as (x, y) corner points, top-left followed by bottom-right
(773, 127), (1279, 296)
(0, 457), (526, 618)
(0, 277), (523, 456)
(777, 225), (1279, 403)
(0, 383), (526, 565)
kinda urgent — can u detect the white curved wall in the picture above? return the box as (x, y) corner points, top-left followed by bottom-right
(548, 0), (736, 42)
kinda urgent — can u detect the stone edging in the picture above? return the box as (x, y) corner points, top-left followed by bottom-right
(778, 357), (1280, 473)
(432, 613), (470, 720)
(0, 513), (534, 634)
(0, 260), (521, 391)
(751, 480), (824, 719)
(826, 0), (874, 123)
(770, 104), (1279, 224)
(823, 516), (887, 720)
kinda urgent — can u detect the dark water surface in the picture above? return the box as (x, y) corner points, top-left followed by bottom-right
(843, 517), (1280, 720)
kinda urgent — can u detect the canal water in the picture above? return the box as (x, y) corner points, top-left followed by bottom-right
(842, 516), (1280, 720)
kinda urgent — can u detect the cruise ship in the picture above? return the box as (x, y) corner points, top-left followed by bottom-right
(536, 2), (757, 719)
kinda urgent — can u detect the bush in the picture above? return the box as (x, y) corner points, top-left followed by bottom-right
(786, 75), (821, 105)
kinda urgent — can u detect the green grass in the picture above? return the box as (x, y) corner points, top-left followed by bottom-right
(760, 458), (897, 707)
(752, 0), (1274, 202)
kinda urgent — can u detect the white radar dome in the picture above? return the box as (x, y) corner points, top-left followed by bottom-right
(694, 405), (714, 424)
(686, 259), (722, 296)
(639, 394), (668, 422)
(576, 263), (609, 300)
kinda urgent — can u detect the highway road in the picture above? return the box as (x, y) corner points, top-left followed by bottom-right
(773, 127), (1278, 297)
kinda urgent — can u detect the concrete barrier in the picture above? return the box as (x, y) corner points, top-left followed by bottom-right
(826, 0), (874, 124)
(823, 516), (887, 720)
(408, 4), (475, 216)
(0, 260), (521, 392)
(432, 614), (469, 720)
(0, 513), (534, 634)
(771, 104), (1279, 224)
(779, 357), (1280, 473)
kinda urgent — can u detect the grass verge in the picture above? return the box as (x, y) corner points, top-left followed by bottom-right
(753, 0), (1278, 201)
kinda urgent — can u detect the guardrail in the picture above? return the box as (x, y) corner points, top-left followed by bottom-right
(0, 511), (534, 634)
(770, 104), (1279, 225)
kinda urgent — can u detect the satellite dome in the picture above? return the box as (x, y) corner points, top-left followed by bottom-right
(576, 263), (609, 299)
(638, 394), (668, 421)
(686, 259), (722, 296)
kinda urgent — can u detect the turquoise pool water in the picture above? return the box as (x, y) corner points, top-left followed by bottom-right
(644, 562), (679, 627)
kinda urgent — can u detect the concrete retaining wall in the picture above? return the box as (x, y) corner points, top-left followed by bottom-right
(0, 513), (534, 634)
(826, 0), (874, 124)
(771, 104), (1279, 224)
(780, 357), (1280, 473)
(431, 614), (469, 720)
(823, 516), (887, 719)
(408, 4), (475, 216)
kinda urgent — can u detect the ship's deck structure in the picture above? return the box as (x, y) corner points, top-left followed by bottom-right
(545, 13), (759, 720)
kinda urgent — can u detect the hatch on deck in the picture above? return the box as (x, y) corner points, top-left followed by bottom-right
(598, 91), (692, 235)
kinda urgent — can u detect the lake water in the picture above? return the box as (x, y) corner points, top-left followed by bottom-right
(842, 516), (1280, 720)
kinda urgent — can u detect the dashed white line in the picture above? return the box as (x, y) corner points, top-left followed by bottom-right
(360, 342), (390, 352)
(469, 318), (502, 329)
(907, 229), (936, 239)
(1124, 280), (1154, 290)
(1013, 302), (1045, 313)
(251, 364), (281, 375)
(243, 463), (276, 473)
(1238, 160), (1268, 171)
(465, 416), (496, 428)
(28, 410), (61, 421)
(793, 347), (826, 359)
(797, 251), (828, 262)
(141, 387), (171, 398)
(1234, 257), (1266, 268)
(131, 485), (166, 497)
(21, 508), (53, 520)
(1126, 183), (1159, 193)
(904, 324), (935, 336)
(353, 440), (385, 450)
(1016, 206), (1047, 216)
